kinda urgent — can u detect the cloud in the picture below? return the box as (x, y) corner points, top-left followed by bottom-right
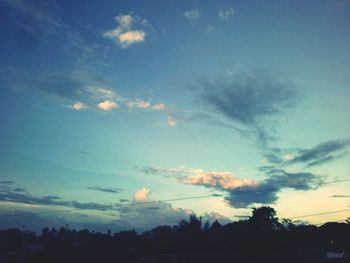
(151, 103), (166, 111)
(201, 212), (232, 225)
(0, 209), (58, 231)
(282, 154), (295, 161)
(137, 166), (188, 177)
(87, 186), (123, 194)
(1, 0), (62, 41)
(13, 187), (26, 192)
(118, 31), (145, 46)
(196, 72), (298, 145)
(1, 0), (100, 69)
(264, 139), (350, 167)
(118, 201), (193, 231)
(330, 194), (350, 198)
(85, 86), (117, 101)
(139, 166), (322, 208)
(290, 139), (350, 167)
(155, 107), (246, 135)
(69, 201), (116, 211)
(184, 9), (201, 20)
(97, 100), (119, 111)
(198, 73), (297, 126)
(221, 167), (322, 208)
(127, 99), (167, 112)
(0, 188), (118, 211)
(103, 13), (149, 48)
(127, 99), (151, 109)
(160, 109), (212, 128)
(0, 181), (14, 185)
(34, 70), (104, 100)
(1, 66), (167, 117)
(134, 188), (151, 203)
(0, 187), (230, 232)
(167, 115), (177, 127)
(69, 102), (87, 110)
(118, 188), (229, 231)
(183, 171), (257, 190)
(218, 7), (234, 20)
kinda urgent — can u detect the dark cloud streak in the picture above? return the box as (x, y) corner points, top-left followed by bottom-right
(291, 139), (350, 167)
(330, 194), (350, 198)
(198, 73), (297, 126)
(0, 181), (14, 185)
(0, 190), (117, 211)
(194, 72), (298, 147)
(87, 186), (123, 194)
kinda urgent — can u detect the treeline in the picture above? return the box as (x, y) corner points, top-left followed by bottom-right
(0, 207), (349, 263)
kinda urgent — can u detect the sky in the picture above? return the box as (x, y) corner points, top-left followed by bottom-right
(0, 0), (349, 232)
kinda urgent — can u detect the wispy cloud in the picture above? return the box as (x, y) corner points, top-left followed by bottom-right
(218, 7), (234, 20)
(127, 99), (151, 109)
(103, 13), (150, 48)
(198, 72), (296, 126)
(330, 194), (350, 198)
(87, 186), (123, 194)
(290, 139), (350, 167)
(1, 0), (102, 69)
(195, 72), (298, 146)
(1, 67), (167, 115)
(1, 0), (62, 41)
(0, 181), (14, 185)
(0, 187), (119, 211)
(184, 9), (201, 20)
(264, 139), (350, 167)
(151, 103), (166, 111)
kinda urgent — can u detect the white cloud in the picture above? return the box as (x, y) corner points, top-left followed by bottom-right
(126, 100), (167, 112)
(69, 102), (86, 111)
(97, 100), (118, 111)
(167, 115), (177, 127)
(118, 30), (145, 46)
(152, 103), (166, 111)
(120, 188), (230, 230)
(117, 14), (132, 27)
(134, 188), (151, 203)
(183, 170), (257, 190)
(86, 86), (115, 100)
(283, 153), (295, 161)
(184, 9), (201, 20)
(103, 13), (148, 48)
(127, 99), (151, 109)
(218, 7), (234, 20)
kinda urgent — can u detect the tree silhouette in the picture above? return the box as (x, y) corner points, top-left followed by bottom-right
(249, 206), (281, 230)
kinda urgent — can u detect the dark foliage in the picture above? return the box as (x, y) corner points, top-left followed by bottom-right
(0, 207), (349, 263)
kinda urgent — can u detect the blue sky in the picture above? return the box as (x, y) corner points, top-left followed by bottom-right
(0, 0), (349, 232)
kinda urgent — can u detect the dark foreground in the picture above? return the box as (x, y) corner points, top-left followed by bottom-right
(0, 207), (349, 263)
